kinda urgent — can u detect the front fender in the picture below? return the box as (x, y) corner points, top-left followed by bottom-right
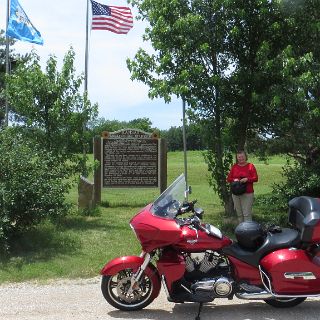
(101, 256), (145, 275)
(100, 256), (161, 300)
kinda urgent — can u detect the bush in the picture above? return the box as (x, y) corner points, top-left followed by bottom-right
(0, 129), (73, 251)
(253, 158), (320, 228)
(270, 159), (320, 210)
(253, 195), (289, 227)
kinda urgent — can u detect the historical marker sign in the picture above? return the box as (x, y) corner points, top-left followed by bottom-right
(102, 129), (160, 188)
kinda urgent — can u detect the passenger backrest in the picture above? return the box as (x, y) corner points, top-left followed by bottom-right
(288, 196), (320, 243)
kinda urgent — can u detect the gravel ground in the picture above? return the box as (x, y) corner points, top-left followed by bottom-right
(1, 277), (320, 320)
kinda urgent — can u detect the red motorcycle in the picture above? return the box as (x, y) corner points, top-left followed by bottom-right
(100, 174), (320, 318)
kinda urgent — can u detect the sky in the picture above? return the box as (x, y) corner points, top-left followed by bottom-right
(0, 0), (184, 129)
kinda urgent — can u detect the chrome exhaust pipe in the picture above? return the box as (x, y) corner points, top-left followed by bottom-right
(236, 291), (273, 300)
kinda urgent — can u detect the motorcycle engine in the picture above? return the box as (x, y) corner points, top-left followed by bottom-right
(191, 276), (233, 297)
(184, 251), (233, 298)
(185, 251), (221, 273)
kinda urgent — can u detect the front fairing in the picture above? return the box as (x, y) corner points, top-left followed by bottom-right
(130, 205), (232, 253)
(130, 205), (182, 252)
(130, 175), (187, 252)
(130, 174), (231, 252)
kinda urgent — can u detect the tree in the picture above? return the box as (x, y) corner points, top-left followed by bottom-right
(128, 117), (153, 132)
(257, 0), (320, 205)
(161, 126), (183, 151)
(0, 128), (73, 251)
(87, 117), (155, 151)
(160, 123), (206, 151)
(266, 0), (320, 160)
(127, 0), (288, 215)
(6, 48), (98, 160)
(0, 29), (25, 128)
(89, 117), (154, 134)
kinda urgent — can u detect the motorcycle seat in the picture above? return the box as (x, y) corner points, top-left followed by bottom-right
(222, 228), (300, 267)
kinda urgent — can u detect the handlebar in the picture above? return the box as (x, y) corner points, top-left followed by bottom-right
(176, 200), (206, 231)
(177, 200), (198, 215)
(176, 214), (210, 234)
(171, 198), (207, 234)
(177, 215), (199, 226)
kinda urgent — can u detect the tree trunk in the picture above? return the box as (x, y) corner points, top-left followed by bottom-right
(237, 101), (250, 150)
(212, 109), (236, 218)
(224, 198), (237, 226)
(209, 47), (236, 218)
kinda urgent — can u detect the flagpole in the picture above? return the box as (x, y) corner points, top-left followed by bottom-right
(5, 0), (10, 127)
(85, 0), (89, 92)
(82, 0), (90, 177)
(182, 98), (188, 199)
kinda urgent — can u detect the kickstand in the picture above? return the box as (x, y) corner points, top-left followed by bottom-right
(195, 302), (203, 320)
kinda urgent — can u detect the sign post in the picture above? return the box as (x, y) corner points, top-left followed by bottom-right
(93, 136), (102, 205)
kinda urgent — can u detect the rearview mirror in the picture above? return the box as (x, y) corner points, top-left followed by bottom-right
(194, 207), (204, 219)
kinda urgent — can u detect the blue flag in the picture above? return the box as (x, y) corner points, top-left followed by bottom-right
(6, 0), (44, 45)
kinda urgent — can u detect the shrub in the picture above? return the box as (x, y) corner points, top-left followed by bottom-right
(253, 158), (320, 228)
(0, 129), (73, 251)
(270, 159), (320, 210)
(253, 195), (289, 227)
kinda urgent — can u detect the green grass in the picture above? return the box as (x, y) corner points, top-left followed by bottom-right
(0, 151), (286, 284)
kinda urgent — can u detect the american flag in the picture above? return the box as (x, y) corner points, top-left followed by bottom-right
(90, 0), (133, 34)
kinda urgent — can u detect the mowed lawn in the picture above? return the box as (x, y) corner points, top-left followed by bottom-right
(0, 151), (286, 283)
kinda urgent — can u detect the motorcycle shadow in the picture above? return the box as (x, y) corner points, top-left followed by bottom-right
(107, 299), (320, 320)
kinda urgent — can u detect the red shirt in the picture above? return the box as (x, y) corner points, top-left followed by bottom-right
(227, 163), (258, 193)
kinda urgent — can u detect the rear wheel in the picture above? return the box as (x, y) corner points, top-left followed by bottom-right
(264, 297), (306, 308)
(101, 268), (155, 311)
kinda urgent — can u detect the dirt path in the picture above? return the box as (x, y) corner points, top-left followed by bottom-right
(1, 277), (320, 320)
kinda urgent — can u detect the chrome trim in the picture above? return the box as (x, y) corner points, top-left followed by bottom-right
(187, 240), (198, 244)
(181, 284), (192, 294)
(259, 265), (274, 293)
(161, 275), (171, 299)
(130, 223), (139, 241)
(284, 272), (316, 280)
(191, 279), (217, 292)
(236, 291), (273, 300)
(207, 224), (223, 239)
(187, 226), (199, 244)
(127, 253), (151, 295)
(259, 265), (320, 298)
(140, 253), (151, 271)
(133, 253), (151, 281)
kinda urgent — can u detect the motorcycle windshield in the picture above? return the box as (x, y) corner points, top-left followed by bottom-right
(151, 173), (187, 219)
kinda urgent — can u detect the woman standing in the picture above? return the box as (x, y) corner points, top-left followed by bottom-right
(227, 150), (258, 223)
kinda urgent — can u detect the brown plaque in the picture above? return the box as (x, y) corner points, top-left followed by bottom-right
(102, 129), (160, 188)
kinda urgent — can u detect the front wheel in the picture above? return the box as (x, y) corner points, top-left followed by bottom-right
(101, 268), (155, 311)
(264, 297), (306, 308)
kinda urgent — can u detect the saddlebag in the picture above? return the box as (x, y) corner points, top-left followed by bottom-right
(260, 248), (320, 295)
